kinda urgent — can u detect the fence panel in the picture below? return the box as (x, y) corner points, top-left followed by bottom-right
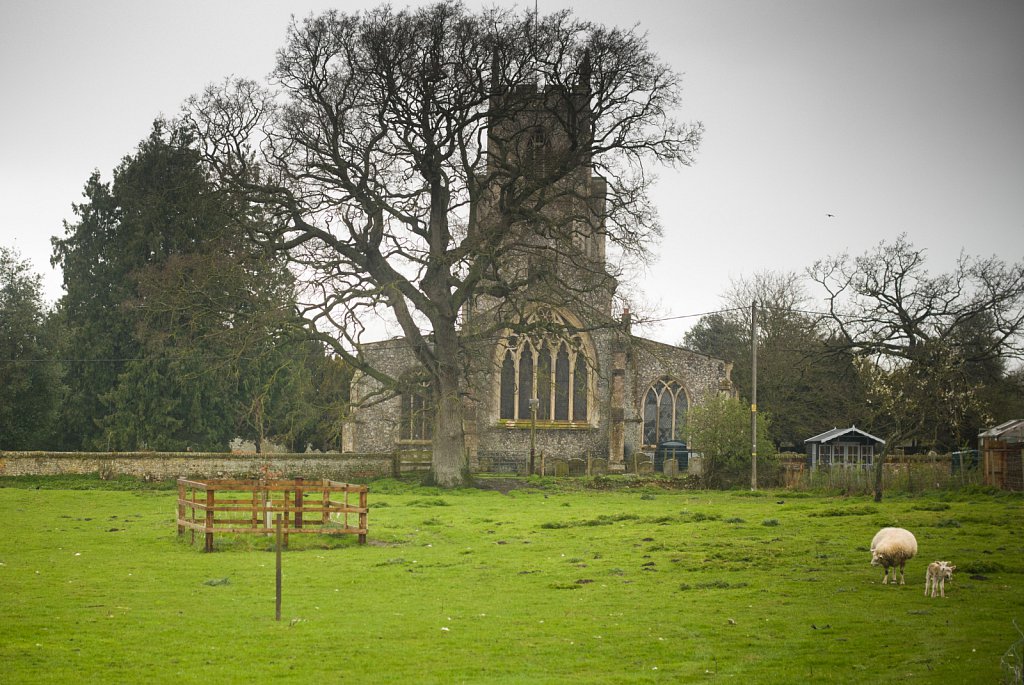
(177, 478), (368, 551)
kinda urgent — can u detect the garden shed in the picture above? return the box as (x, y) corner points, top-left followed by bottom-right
(804, 426), (884, 470)
(978, 419), (1024, 491)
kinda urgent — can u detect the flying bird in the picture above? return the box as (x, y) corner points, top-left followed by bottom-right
(826, 213), (836, 218)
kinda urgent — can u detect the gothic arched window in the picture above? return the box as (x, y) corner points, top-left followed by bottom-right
(399, 387), (434, 443)
(524, 125), (549, 174)
(498, 311), (591, 424)
(642, 377), (688, 447)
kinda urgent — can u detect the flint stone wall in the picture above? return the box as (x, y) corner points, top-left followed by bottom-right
(624, 336), (733, 456)
(0, 451), (394, 481)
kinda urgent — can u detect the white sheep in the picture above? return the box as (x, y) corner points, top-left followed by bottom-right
(870, 527), (918, 585)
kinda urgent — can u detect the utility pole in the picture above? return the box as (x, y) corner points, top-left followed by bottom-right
(751, 300), (758, 491)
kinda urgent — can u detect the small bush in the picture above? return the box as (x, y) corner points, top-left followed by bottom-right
(762, 518), (780, 527)
(935, 519), (962, 528)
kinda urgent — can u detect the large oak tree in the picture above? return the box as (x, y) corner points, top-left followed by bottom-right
(187, 2), (700, 485)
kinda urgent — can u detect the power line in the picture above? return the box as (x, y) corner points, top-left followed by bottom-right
(1, 304), (838, 364)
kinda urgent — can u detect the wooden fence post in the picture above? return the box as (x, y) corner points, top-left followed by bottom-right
(358, 488), (367, 545)
(251, 485), (260, 533)
(189, 485), (196, 545)
(322, 483), (330, 526)
(283, 486), (290, 549)
(204, 487), (214, 552)
(176, 479), (185, 536)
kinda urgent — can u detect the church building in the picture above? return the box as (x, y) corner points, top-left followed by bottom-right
(342, 71), (732, 474)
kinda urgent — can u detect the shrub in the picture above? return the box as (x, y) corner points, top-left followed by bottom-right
(686, 395), (777, 488)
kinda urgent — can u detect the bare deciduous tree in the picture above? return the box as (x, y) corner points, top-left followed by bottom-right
(809, 234), (1024, 499)
(186, 2), (700, 486)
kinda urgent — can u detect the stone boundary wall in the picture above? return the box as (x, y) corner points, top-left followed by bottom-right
(0, 451), (396, 482)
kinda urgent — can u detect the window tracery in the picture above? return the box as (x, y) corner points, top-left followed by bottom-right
(642, 377), (688, 447)
(399, 386), (434, 442)
(498, 310), (590, 424)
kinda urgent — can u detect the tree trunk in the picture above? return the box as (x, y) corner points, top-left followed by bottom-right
(872, 448), (886, 502)
(429, 330), (468, 488)
(255, 397), (265, 455)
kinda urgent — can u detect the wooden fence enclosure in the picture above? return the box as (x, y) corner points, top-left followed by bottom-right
(177, 478), (368, 552)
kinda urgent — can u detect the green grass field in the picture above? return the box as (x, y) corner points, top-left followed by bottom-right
(1, 476), (1022, 683)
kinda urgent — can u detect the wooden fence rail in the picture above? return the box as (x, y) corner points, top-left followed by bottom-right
(177, 478), (368, 552)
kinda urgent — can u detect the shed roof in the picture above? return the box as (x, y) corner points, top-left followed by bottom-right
(978, 419), (1024, 441)
(804, 425), (885, 445)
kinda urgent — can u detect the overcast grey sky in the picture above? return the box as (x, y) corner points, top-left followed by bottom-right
(2, 0), (1022, 344)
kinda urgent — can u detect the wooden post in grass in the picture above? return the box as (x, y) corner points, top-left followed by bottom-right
(205, 488), (215, 552)
(176, 480), (185, 536)
(275, 514), (282, 621)
(358, 488), (368, 544)
(190, 486), (197, 545)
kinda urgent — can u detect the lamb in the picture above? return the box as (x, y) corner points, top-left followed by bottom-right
(924, 561), (956, 598)
(870, 527), (918, 585)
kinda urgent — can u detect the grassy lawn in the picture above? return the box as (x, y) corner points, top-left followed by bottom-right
(1, 476), (1022, 683)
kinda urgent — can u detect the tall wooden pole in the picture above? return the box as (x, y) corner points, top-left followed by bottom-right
(751, 300), (758, 491)
(275, 514), (282, 621)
